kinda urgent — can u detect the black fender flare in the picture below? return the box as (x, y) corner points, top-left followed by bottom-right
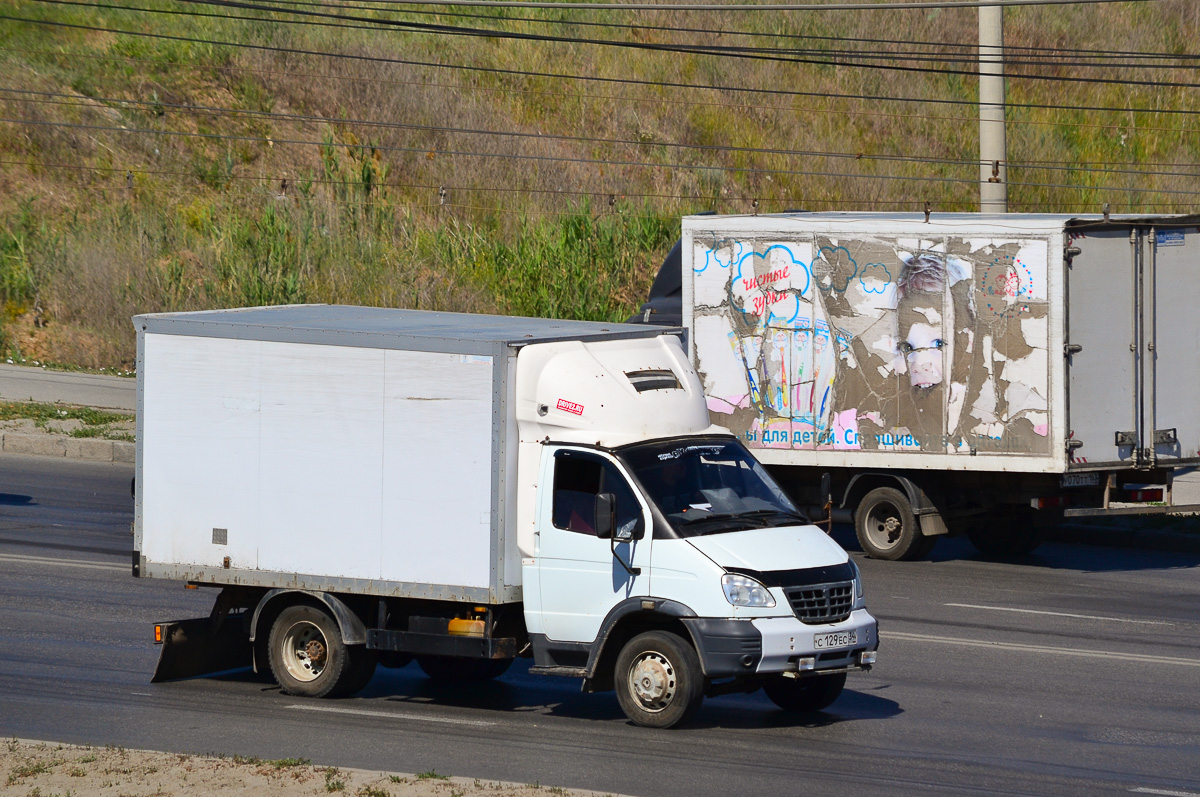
(248, 589), (367, 646)
(583, 597), (697, 681)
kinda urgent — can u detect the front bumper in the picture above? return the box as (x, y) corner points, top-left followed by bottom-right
(682, 608), (877, 679)
(752, 609), (877, 674)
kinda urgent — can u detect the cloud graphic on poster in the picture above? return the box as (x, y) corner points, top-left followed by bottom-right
(859, 262), (892, 294)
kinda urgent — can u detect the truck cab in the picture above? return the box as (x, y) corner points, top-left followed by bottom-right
(514, 336), (877, 727)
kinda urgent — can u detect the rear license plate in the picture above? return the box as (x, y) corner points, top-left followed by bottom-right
(1061, 472), (1100, 488)
(813, 630), (858, 650)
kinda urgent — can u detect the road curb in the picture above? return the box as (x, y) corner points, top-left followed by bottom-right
(2, 431), (135, 463)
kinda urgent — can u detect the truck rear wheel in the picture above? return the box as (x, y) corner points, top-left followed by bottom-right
(267, 604), (353, 698)
(613, 631), (704, 729)
(761, 672), (846, 713)
(854, 487), (929, 561)
(416, 655), (512, 683)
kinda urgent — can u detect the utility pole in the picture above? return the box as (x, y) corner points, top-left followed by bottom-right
(978, 3), (1008, 213)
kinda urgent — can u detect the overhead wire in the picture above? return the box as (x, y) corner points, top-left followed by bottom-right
(5, 42), (1200, 150)
(14, 0), (1200, 85)
(10, 158), (1183, 216)
(5, 112), (1199, 198)
(209, 0), (1200, 64)
(7, 9), (1200, 120)
(6, 86), (1199, 181)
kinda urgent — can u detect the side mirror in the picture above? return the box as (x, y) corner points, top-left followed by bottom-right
(594, 493), (616, 539)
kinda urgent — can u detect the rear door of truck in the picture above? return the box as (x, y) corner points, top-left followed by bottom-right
(1066, 218), (1200, 469)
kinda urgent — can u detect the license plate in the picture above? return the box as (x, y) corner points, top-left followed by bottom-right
(1061, 472), (1100, 488)
(813, 630), (858, 650)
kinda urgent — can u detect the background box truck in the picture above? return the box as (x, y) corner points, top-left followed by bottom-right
(134, 305), (877, 728)
(661, 212), (1200, 560)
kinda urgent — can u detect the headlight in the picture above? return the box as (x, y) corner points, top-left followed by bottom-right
(721, 573), (776, 608)
(850, 560), (865, 608)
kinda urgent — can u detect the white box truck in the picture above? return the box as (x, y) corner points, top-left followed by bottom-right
(134, 305), (877, 728)
(667, 211), (1200, 560)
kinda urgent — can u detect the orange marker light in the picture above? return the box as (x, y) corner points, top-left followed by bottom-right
(154, 625), (164, 644)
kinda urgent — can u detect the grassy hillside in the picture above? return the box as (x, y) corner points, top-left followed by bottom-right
(1, 0), (1197, 367)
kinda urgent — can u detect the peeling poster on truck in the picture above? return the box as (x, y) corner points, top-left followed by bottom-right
(692, 234), (1051, 456)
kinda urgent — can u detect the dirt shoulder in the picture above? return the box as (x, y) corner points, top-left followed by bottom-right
(1, 740), (618, 797)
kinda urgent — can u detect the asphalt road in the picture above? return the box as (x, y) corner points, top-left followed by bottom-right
(0, 363), (136, 411)
(2, 454), (1199, 796)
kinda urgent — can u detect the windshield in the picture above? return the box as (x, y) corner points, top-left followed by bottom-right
(619, 438), (807, 537)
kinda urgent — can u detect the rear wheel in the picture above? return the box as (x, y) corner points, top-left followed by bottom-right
(761, 672), (847, 713)
(854, 487), (930, 561)
(416, 655), (512, 683)
(613, 631), (704, 729)
(267, 604), (351, 698)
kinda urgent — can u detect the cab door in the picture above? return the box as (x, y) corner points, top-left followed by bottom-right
(533, 447), (651, 644)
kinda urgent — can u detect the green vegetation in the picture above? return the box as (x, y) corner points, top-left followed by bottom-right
(417, 770), (450, 780)
(0, 400), (133, 440)
(1, 1), (1198, 368)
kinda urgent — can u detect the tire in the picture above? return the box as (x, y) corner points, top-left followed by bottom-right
(613, 631), (704, 729)
(267, 604), (352, 698)
(854, 486), (930, 561)
(416, 655), (512, 683)
(761, 672), (847, 713)
(967, 518), (1044, 556)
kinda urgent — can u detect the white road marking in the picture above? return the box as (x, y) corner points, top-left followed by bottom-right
(1130, 788), (1200, 797)
(883, 631), (1200, 668)
(945, 603), (1174, 626)
(286, 704), (495, 727)
(0, 553), (126, 572)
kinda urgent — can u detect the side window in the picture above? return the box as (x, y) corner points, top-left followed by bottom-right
(552, 451), (643, 536)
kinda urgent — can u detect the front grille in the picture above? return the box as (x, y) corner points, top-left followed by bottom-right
(784, 582), (854, 624)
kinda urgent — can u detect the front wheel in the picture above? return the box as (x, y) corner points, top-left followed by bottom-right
(854, 486), (931, 561)
(761, 672), (847, 713)
(613, 631), (704, 729)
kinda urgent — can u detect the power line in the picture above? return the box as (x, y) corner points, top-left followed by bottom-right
(7, 0), (1193, 87)
(91, 0), (1200, 82)
(5, 114), (1200, 198)
(9, 10), (1200, 119)
(6, 87), (1199, 181)
(222, 0), (1160, 11)
(7, 42), (1200, 145)
(12, 158), (1183, 215)
(232, 0), (1200, 63)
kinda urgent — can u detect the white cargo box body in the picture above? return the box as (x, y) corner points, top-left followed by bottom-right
(134, 305), (671, 604)
(683, 212), (1200, 474)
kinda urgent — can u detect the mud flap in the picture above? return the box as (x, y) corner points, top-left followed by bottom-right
(151, 617), (253, 682)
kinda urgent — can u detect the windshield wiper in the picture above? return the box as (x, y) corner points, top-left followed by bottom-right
(736, 509), (811, 525)
(679, 512), (770, 534)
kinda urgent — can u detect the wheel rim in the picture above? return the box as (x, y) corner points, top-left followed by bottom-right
(626, 650), (677, 713)
(280, 620), (328, 683)
(864, 501), (904, 551)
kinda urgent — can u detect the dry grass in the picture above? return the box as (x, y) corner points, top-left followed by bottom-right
(1, 0), (1198, 366)
(0, 739), (619, 797)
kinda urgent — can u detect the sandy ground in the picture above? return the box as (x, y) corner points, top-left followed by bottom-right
(1, 740), (618, 797)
